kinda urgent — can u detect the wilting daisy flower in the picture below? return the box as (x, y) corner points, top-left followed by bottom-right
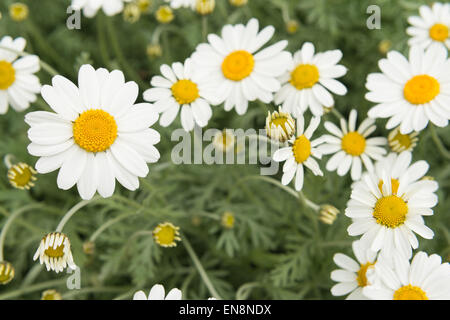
(164, 0), (195, 9)
(191, 18), (291, 115)
(41, 289), (63, 300)
(143, 59), (215, 132)
(272, 115), (323, 191)
(388, 127), (419, 153)
(274, 42), (347, 118)
(33, 232), (77, 273)
(153, 222), (181, 247)
(26, 65), (160, 200)
(71, 0), (131, 17)
(364, 251), (450, 300)
(265, 107), (295, 143)
(319, 204), (340, 225)
(0, 36), (41, 114)
(7, 162), (37, 190)
(318, 109), (387, 181)
(133, 284), (182, 300)
(407, 3), (450, 50)
(345, 156), (438, 258)
(366, 44), (450, 134)
(331, 240), (378, 300)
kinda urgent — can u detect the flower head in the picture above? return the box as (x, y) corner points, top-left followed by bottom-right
(229, 0), (247, 7)
(196, 0), (215, 15)
(133, 284), (182, 300)
(71, 0), (132, 18)
(265, 107), (295, 143)
(0, 261), (15, 285)
(191, 18), (291, 115)
(33, 232), (77, 273)
(153, 222), (181, 247)
(388, 127), (418, 153)
(331, 240), (378, 299)
(319, 204), (340, 225)
(364, 251), (450, 300)
(25, 65), (161, 200)
(0, 36), (41, 114)
(318, 109), (387, 181)
(346, 152), (437, 258)
(407, 3), (450, 50)
(275, 42), (347, 118)
(7, 162), (37, 190)
(9, 3), (29, 22)
(156, 5), (174, 23)
(272, 115), (323, 191)
(41, 289), (63, 300)
(221, 211), (235, 229)
(366, 44), (450, 134)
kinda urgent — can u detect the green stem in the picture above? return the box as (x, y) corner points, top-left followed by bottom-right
(104, 17), (147, 89)
(330, 107), (344, 120)
(0, 279), (66, 300)
(202, 15), (208, 41)
(96, 13), (111, 67)
(0, 204), (45, 261)
(182, 233), (222, 300)
(89, 211), (139, 243)
(429, 124), (450, 160)
(55, 197), (100, 233)
(0, 45), (59, 77)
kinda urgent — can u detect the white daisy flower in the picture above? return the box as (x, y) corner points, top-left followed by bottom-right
(164, 0), (196, 9)
(191, 18), (291, 115)
(345, 156), (438, 259)
(317, 109), (387, 181)
(407, 2), (450, 50)
(71, 0), (131, 17)
(0, 36), (41, 114)
(25, 65), (161, 200)
(366, 44), (450, 134)
(364, 251), (450, 300)
(33, 232), (77, 273)
(143, 58), (215, 132)
(133, 284), (182, 300)
(274, 42), (347, 118)
(331, 240), (378, 300)
(272, 115), (323, 191)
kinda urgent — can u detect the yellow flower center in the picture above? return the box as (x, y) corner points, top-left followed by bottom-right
(394, 285), (428, 300)
(270, 117), (290, 132)
(290, 64), (319, 90)
(44, 244), (65, 259)
(155, 5), (174, 24)
(8, 163), (37, 190)
(391, 131), (412, 149)
(292, 135), (311, 163)
(429, 23), (449, 42)
(41, 290), (62, 300)
(153, 223), (181, 247)
(0, 262), (14, 285)
(171, 79), (200, 105)
(373, 195), (408, 228)
(378, 178), (400, 195)
(0, 60), (16, 90)
(221, 50), (255, 81)
(341, 132), (366, 156)
(221, 212), (235, 229)
(356, 262), (375, 287)
(73, 110), (118, 153)
(403, 75), (440, 105)
(9, 3), (29, 22)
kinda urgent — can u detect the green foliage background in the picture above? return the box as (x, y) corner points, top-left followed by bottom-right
(0, 0), (448, 300)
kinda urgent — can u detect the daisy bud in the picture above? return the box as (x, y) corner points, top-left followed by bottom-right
(229, 0), (247, 7)
(83, 241), (95, 255)
(155, 5), (174, 24)
(285, 20), (299, 34)
(137, 0), (151, 12)
(0, 261), (15, 285)
(9, 3), (28, 22)
(153, 222), (181, 248)
(378, 39), (391, 55)
(319, 205), (340, 225)
(146, 43), (163, 58)
(196, 0), (215, 15)
(123, 3), (141, 23)
(33, 232), (77, 273)
(265, 107), (295, 143)
(41, 289), (63, 300)
(221, 212), (235, 229)
(388, 127), (418, 153)
(7, 162), (37, 190)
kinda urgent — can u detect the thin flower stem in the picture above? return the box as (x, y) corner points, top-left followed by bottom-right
(182, 233), (222, 300)
(97, 13), (111, 67)
(202, 15), (209, 41)
(429, 124), (450, 160)
(236, 282), (262, 300)
(0, 279), (66, 300)
(0, 45), (59, 77)
(0, 204), (44, 261)
(89, 211), (140, 243)
(55, 197), (101, 233)
(104, 17), (148, 89)
(330, 107), (344, 120)
(3, 154), (14, 169)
